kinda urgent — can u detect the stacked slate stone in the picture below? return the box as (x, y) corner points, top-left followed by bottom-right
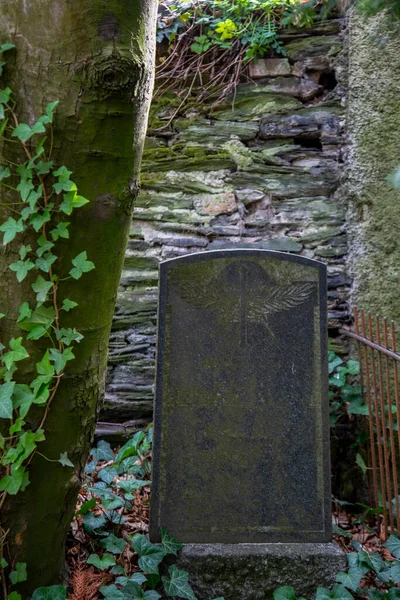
(99, 18), (348, 436)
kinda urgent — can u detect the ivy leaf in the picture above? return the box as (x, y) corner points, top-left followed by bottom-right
(118, 479), (149, 493)
(0, 43), (15, 52)
(26, 185), (43, 209)
(36, 236), (54, 257)
(87, 554), (116, 570)
(55, 328), (83, 346)
(30, 376), (51, 399)
(98, 466), (118, 485)
(31, 586), (67, 600)
(389, 561), (400, 581)
(59, 452), (74, 467)
(331, 585), (354, 600)
(52, 169), (74, 195)
(4, 429), (45, 469)
(18, 304), (55, 331)
(53, 165), (72, 179)
(35, 252), (57, 273)
(82, 512), (107, 533)
(9, 259), (35, 282)
(75, 497), (96, 516)
(49, 347), (75, 374)
(8, 416), (24, 435)
(162, 565), (196, 600)
(45, 101), (59, 122)
(143, 592), (161, 600)
(0, 464), (29, 495)
(0, 165), (10, 180)
(69, 251), (95, 279)
(2, 337), (29, 370)
(27, 325), (50, 341)
(32, 275), (53, 303)
(385, 534), (400, 559)
(273, 587), (297, 600)
(100, 585), (126, 600)
(363, 552), (385, 573)
(7, 592), (21, 600)
(0, 87), (11, 105)
(61, 298), (77, 312)
(115, 431), (145, 463)
(36, 350), (55, 377)
(100, 534), (126, 555)
(16, 178), (34, 202)
(92, 440), (115, 461)
(0, 557), (8, 568)
(0, 217), (24, 244)
(9, 562), (27, 585)
(58, 183), (89, 214)
(116, 573), (147, 587)
(160, 528), (183, 555)
(19, 244), (32, 260)
(9, 563), (28, 585)
(36, 160), (53, 175)
(50, 221), (70, 241)
(33, 137), (46, 160)
(336, 566), (364, 592)
(131, 534), (166, 574)
(12, 384), (35, 418)
(356, 453), (367, 478)
(29, 207), (52, 232)
(0, 381), (15, 419)
(12, 123), (32, 142)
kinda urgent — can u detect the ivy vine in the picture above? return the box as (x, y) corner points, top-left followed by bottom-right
(0, 43), (95, 598)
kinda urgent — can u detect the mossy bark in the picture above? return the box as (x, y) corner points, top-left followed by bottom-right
(347, 10), (400, 320)
(0, 0), (156, 594)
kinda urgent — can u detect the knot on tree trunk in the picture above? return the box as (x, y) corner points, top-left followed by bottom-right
(91, 54), (140, 94)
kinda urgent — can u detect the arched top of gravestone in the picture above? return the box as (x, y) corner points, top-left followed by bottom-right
(160, 248), (326, 272)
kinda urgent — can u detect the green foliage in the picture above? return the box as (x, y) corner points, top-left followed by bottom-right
(328, 350), (368, 427)
(162, 565), (197, 600)
(157, 0), (335, 63)
(274, 538), (400, 600)
(0, 43), (94, 597)
(31, 586), (67, 600)
(64, 430), (224, 600)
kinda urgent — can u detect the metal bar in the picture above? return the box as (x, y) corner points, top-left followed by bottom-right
(384, 318), (400, 534)
(339, 328), (400, 362)
(376, 315), (394, 533)
(365, 310), (388, 537)
(355, 308), (378, 508)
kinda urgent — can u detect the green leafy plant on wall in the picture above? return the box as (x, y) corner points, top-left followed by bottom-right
(155, 0), (338, 107)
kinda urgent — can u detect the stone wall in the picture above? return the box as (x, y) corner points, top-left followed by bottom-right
(99, 19), (348, 433)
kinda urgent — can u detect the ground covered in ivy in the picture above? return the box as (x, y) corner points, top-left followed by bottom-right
(66, 431), (400, 600)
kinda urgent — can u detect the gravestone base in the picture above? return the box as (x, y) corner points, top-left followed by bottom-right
(170, 542), (345, 600)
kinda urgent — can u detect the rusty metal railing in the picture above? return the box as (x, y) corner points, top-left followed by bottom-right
(340, 307), (400, 538)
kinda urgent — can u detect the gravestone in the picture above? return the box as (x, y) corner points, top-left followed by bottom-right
(150, 249), (345, 599)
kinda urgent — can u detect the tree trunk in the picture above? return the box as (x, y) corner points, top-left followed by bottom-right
(0, 0), (157, 594)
